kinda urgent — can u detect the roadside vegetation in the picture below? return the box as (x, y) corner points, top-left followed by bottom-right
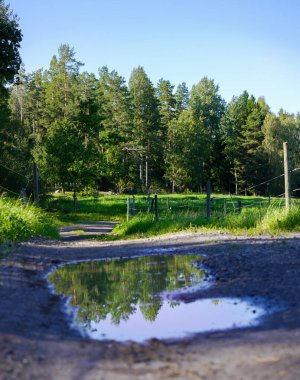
(1, 192), (300, 246)
(113, 204), (300, 239)
(0, 197), (59, 246)
(43, 192), (300, 240)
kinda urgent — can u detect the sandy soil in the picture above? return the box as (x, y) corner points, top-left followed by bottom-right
(1, 226), (300, 380)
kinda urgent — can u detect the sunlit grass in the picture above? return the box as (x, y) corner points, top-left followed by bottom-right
(42, 192), (300, 240)
(107, 204), (300, 240)
(0, 197), (59, 245)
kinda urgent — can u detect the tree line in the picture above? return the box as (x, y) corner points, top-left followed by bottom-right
(1, 2), (300, 198)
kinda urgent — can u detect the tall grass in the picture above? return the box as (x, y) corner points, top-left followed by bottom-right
(0, 197), (59, 244)
(111, 204), (300, 239)
(43, 192), (300, 239)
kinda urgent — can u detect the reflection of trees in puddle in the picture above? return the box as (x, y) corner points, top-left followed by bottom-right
(49, 254), (204, 325)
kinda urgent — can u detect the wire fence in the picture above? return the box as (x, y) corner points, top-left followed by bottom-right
(2, 141), (300, 218)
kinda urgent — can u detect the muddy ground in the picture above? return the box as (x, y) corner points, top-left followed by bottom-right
(1, 225), (300, 379)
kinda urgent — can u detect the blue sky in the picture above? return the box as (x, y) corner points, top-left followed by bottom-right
(8, 0), (300, 114)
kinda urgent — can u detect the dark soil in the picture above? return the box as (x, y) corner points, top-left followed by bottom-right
(1, 229), (300, 379)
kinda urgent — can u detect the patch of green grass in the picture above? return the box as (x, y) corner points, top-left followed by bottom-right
(70, 229), (87, 235)
(44, 192), (280, 224)
(43, 192), (300, 240)
(257, 205), (300, 233)
(107, 204), (300, 240)
(43, 194), (127, 223)
(0, 197), (59, 245)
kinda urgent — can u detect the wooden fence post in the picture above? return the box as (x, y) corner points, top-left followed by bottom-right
(132, 196), (136, 216)
(206, 180), (211, 219)
(73, 191), (77, 212)
(155, 194), (159, 222)
(237, 200), (242, 213)
(283, 142), (291, 210)
(127, 197), (130, 221)
(223, 199), (227, 216)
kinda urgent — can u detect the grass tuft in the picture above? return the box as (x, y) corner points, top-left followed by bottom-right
(0, 197), (59, 245)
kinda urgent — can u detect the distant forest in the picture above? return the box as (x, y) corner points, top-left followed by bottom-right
(1, 3), (300, 197)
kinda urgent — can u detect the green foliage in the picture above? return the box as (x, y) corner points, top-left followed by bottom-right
(221, 93), (273, 193)
(189, 77), (226, 188)
(239, 98), (269, 189)
(174, 82), (189, 116)
(0, 0), (22, 85)
(44, 193), (127, 222)
(113, 204), (300, 239)
(2, 35), (300, 197)
(97, 66), (133, 188)
(258, 205), (300, 232)
(128, 66), (160, 189)
(0, 196), (59, 244)
(165, 110), (209, 191)
(45, 44), (84, 121)
(39, 118), (101, 191)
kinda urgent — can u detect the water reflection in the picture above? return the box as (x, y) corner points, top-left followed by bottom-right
(49, 254), (205, 326)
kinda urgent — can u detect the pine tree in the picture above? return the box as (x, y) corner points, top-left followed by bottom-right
(156, 78), (176, 128)
(189, 77), (225, 188)
(174, 82), (189, 116)
(45, 44), (83, 123)
(221, 91), (251, 193)
(238, 97), (269, 192)
(156, 78), (176, 188)
(97, 66), (133, 190)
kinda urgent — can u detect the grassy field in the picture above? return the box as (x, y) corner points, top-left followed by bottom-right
(1, 192), (300, 246)
(42, 192), (300, 239)
(0, 197), (59, 247)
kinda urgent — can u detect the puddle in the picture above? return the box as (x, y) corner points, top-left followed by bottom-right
(48, 254), (265, 342)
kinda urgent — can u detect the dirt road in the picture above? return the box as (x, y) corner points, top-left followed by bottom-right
(1, 227), (300, 379)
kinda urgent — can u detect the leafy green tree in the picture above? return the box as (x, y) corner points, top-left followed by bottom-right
(165, 110), (209, 191)
(0, 1), (23, 193)
(128, 66), (160, 190)
(40, 118), (101, 194)
(0, 0), (22, 86)
(262, 110), (299, 194)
